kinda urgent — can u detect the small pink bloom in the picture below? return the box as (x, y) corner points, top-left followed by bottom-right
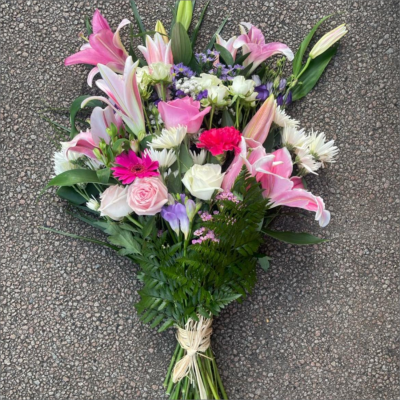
(158, 96), (211, 134)
(111, 151), (159, 185)
(216, 34), (238, 61)
(233, 23), (294, 73)
(127, 177), (168, 216)
(63, 130), (97, 159)
(90, 106), (122, 146)
(65, 10), (131, 86)
(138, 33), (173, 65)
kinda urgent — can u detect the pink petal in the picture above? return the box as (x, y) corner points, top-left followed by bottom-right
(92, 9), (110, 34)
(222, 137), (247, 191)
(64, 48), (101, 66)
(112, 18), (130, 55)
(271, 148), (293, 178)
(290, 176), (304, 190)
(87, 66), (99, 87)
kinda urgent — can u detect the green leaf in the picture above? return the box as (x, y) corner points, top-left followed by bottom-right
(157, 318), (175, 332)
(84, 16), (93, 35)
(263, 229), (327, 245)
(108, 229), (142, 255)
(238, 62), (254, 78)
(166, 170), (182, 194)
(70, 95), (103, 137)
(205, 17), (228, 51)
(258, 256), (271, 272)
(235, 52), (250, 65)
(176, 0), (193, 31)
(291, 45), (338, 101)
(142, 216), (156, 238)
(169, 1), (180, 35)
(190, 0), (210, 47)
(171, 22), (192, 65)
(41, 227), (119, 251)
(56, 186), (86, 205)
(128, 25), (139, 62)
(44, 169), (106, 190)
(292, 15), (332, 76)
(129, 0), (146, 45)
(221, 109), (234, 127)
(214, 43), (234, 66)
(179, 142), (194, 173)
(96, 168), (111, 184)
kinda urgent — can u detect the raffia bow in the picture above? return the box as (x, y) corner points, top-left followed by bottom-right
(172, 315), (213, 399)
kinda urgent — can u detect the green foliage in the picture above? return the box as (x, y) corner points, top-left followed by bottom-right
(263, 229), (327, 245)
(291, 45), (338, 101)
(214, 43), (234, 66)
(129, 0), (147, 45)
(171, 23), (193, 66)
(176, 0), (193, 31)
(70, 95), (103, 137)
(205, 17), (228, 51)
(190, 0), (210, 47)
(292, 15), (332, 76)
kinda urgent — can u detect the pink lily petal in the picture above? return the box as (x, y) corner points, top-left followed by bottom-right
(222, 137), (247, 191)
(290, 176), (304, 190)
(90, 106), (116, 145)
(64, 131), (97, 159)
(112, 18), (131, 54)
(92, 9), (110, 34)
(270, 148), (293, 179)
(87, 66), (99, 87)
(65, 48), (101, 67)
(243, 94), (276, 143)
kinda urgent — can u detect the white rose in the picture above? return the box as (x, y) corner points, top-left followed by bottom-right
(182, 164), (224, 201)
(229, 75), (255, 97)
(98, 185), (132, 220)
(207, 86), (229, 106)
(193, 73), (222, 89)
(149, 62), (172, 82)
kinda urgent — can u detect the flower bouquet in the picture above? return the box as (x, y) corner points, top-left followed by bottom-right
(43, 2), (347, 399)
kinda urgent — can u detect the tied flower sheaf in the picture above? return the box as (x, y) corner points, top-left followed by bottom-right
(43, 3), (347, 399)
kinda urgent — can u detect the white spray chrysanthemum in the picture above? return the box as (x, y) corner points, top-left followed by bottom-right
(53, 150), (77, 176)
(150, 125), (187, 149)
(295, 147), (321, 175)
(306, 130), (339, 166)
(274, 106), (299, 128)
(281, 125), (308, 150)
(144, 147), (177, 168)
(86, 197), (100, 211)
(189, 149), (207, 165)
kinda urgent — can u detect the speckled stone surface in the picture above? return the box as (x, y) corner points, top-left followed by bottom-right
(1, 0), (399, 399)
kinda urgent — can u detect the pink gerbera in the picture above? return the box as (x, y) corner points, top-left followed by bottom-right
(111, 151), (159, 184)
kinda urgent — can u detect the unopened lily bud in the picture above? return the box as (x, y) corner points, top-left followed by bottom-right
(176, 0), (193, 31)
(130, 139), (140, 153)
(309, 24), (348, 59)
(185, 199), (196, 221)
(155, 20), (168, 43)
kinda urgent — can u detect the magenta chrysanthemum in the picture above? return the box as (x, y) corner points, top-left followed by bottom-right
(111, 151), (159, 184)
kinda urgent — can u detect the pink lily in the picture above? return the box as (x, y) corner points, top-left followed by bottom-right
(81, 57), (145, 136)
(63, 130), (97, 159)
(216, 34), (238, 61)
(243, 94), (276, 144)
(233, 22), (294, 73)
(65, 10), (130, 86)
(138, 33), (173, 65)
(90, 106), (123, 146)
(248, 146), (330, 227)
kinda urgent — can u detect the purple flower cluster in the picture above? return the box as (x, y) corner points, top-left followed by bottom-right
(192, 227), (219, 245)
(216, 191), (240, 203)
(209, 63), (244, 81)
(171, 63), (195, 81)
(196, 90), (208, 101)
(195, 49), (220, 64)
(254, 78), (292, 105)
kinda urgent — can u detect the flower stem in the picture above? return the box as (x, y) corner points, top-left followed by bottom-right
(143, 103), (153, 134)
(296, 56), (312, 80)
(163, 342), (180, 388)
(126, 214), (143, 229)
(208, 105), (215, 129)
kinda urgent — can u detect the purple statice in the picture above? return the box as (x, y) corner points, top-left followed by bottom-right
(175, 89), (186, 98)
(216, 191), (240, 203)
(285, 91), (292, 105)
(196, 90), (208, 101)
(276, 93), (284, 106)
(255, 84), (269, 101)
(278, 78), (287, 91)
(172, 63), (195, 81)
(196, 50), (220, 65)
(195, 52), (207, 64)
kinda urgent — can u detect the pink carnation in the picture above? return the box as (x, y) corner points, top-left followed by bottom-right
(197, 127), (242, 156)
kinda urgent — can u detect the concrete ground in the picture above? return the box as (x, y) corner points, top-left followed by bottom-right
(1, 0), (399, 399)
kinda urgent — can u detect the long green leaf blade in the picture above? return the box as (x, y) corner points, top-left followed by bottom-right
(190, 0), (210, 46)
(70, 95), (103, 137)
(292, 15), (332, 76)
(129, 0), (146, 45)
(171, 22), (193, 65)
(263, 229), (327, 245)
(291, 45), (338, 101)
(205, 17), (228, 51)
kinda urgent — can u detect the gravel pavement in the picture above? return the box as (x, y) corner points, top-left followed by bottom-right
(1, 0), (399, 399)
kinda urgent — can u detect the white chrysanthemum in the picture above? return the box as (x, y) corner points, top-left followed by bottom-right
(295, 147), (321, 175)
(274, 105), (299, 128)
(144, 147), (177, 168)
(281, 125), (307, 150)
(150, 125), (187, 149)
(53, 150), (78, 176)
(306, 130), (339, 166)
(190, 149), (207, 165)
(86, 197), (100, 211)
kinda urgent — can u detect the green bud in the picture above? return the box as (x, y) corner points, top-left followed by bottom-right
(176, 0), (193, 31)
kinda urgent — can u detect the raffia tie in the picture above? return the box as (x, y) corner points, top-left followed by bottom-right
(172, 315), (213, 399)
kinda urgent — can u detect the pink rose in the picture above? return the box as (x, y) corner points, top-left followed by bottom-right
(127, 177), (168, 215)
(99, 185), (132, 220)
(158, 96), (211, 134)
